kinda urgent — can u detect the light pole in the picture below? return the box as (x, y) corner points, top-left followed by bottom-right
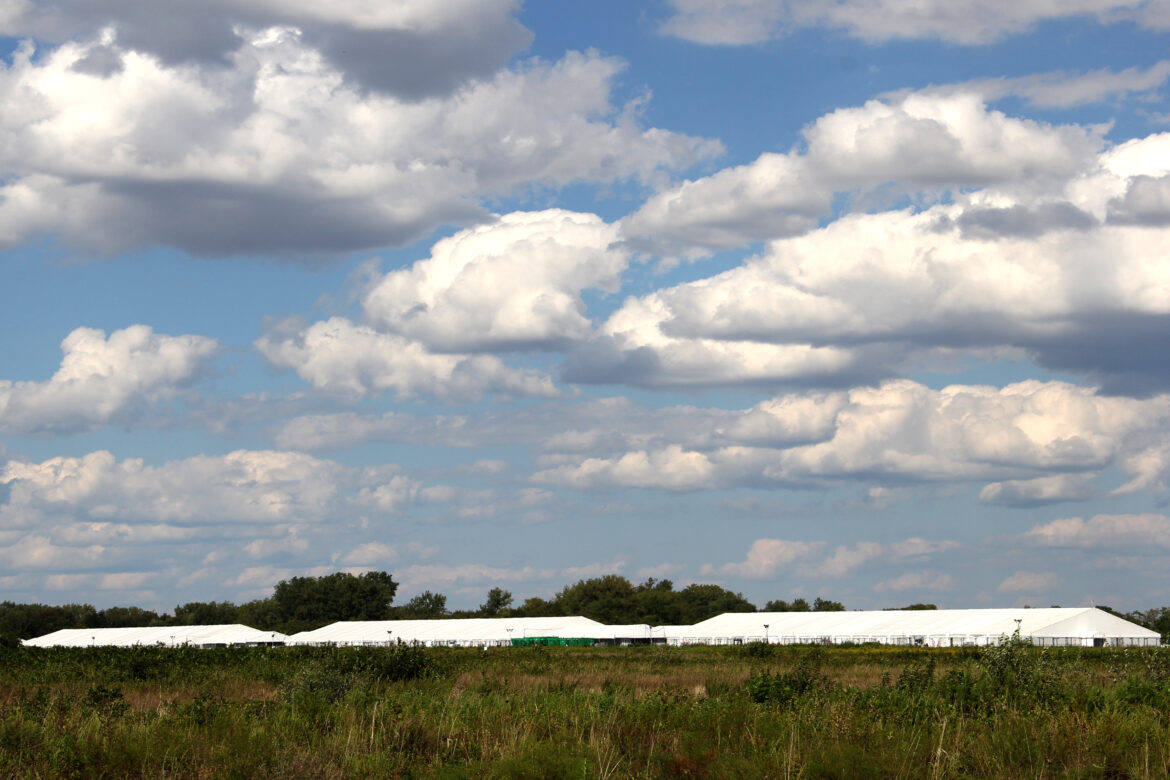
(1014, 618), (1023, 639)
(506, 627), (513, 646)
(387, 630), (393, 647)
(764, 624), (770, 644)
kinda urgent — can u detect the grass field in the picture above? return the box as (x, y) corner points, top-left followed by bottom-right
(1, 641), (1168, 778)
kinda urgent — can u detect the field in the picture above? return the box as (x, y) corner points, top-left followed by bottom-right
(1, 641), (1169, 778)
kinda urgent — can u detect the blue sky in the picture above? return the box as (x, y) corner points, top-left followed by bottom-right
(3, 0), (1170, 614)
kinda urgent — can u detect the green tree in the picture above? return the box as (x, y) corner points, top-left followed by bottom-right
(0, 601), (98, 645)
(172, 601), (241, 625)
(400, 591), (449, 619)
(237, 598), (283, 632)
(554, 575), (637, 624)
(633, 578), (683, 625)
(763, 597), (811, 612)
(512, 596), (559, 617)
(1126, 607), (1170, 642)
(95, 606), (166, 628)
(812, 597), (845, 612)
(270, 570), (399, 632)
(478, 587), (514, 617)
(677, 584), (756, 624)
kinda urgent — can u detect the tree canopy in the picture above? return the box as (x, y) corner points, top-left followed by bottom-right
(270, 571), (399, 632)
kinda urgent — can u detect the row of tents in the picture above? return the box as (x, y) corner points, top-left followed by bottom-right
(21, 607), (1162, 649)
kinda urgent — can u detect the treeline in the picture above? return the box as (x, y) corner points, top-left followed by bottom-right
(1, 571), (850, 644)
(5, 570), (1168, 645)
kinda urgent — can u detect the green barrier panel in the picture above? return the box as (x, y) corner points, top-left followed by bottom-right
(509, 637), (595, 647)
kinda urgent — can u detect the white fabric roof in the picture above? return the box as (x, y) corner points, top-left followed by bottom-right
(21, 608), (1157, 649)
(594, 624), (653, 640)
(664, 608), (1159, 645)
(22, 624), (288, 648)
(287, 616), (633, 646)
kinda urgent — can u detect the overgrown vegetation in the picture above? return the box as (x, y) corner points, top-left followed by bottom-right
(1, 640), (1168, 777)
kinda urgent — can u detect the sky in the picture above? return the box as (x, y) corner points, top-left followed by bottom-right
(2, 0), (1170, 615)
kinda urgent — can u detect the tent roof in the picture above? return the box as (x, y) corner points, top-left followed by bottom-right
(22, 624), (287, 648)
(288, 616), (616, 645)
(671, 608), (1158, 640)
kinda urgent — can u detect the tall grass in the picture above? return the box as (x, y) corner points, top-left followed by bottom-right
(0, 641), (1167, 777)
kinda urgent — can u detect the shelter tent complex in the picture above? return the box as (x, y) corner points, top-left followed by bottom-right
(21, 624), (287, 648)
(663, 608), (1160, 647)
(20, 608), (1159, 648)
(286, 617), (653, 647)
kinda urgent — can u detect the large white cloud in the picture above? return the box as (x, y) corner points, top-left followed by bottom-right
(534, 444), (725, 491)
(0, 449), (421, 578)
(255, 316), (560, 400)
(807, 538), (960, 578)
(564, 301), (884, 390)
(654, 210), (1161, 346)
(699, 538), (824, 578)
(0, 35), (719, 257)
(997, 570), (1059, 593)
(621, 92), (1102, 256)
(1, 0), (533, 97)
(658, 0), (1163, 46)
(699, 536), (958, 580)
(0, 325), (218, 435)
(978, 474), (1097, 507)
(534, 380), (1170, 493)
(602, 122), (1170, 391)
(1025, 513), (1170, 550)
(0, 449), (412, 526)
(362, 210), (628, 353)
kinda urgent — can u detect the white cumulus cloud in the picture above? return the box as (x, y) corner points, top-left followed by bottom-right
(534, 380), (1170, 493)
(255, 316), (560, 400)
(362, 210), (628, 352)
(622, 92), (1100, 256)
(699, 538), (824, 579)
(0, 36), (719, 257)
(1, 0), (532, 97)
(807, 538), (960, 578)
(997, 570), (1059, 593)
(0, 325), (218, 435)
(1024, 513), (1170, 550)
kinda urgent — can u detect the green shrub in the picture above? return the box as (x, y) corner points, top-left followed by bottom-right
(745, 649), (828, 706)
(82, 684), (128, 718)
(739, 641), (775, 659)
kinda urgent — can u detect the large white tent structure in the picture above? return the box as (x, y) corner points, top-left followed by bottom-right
(19, 608), (1161, 649)
(287, 616), (652, 647)
(21, 624), (288, 648)
(661, 608), (1160, 648)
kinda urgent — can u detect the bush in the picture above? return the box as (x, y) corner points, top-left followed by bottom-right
(977, 637), (1067, 707)
(82, 684), (129, 718)
(739, 641), (775, 659)
(746, 649), (828, 706)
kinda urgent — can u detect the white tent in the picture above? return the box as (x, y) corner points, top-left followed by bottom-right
(286, 616), (650, 647)
(21, 624), (287, 648)
(21, 608), (1158, 650)
(659, 608), (1160, 647)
